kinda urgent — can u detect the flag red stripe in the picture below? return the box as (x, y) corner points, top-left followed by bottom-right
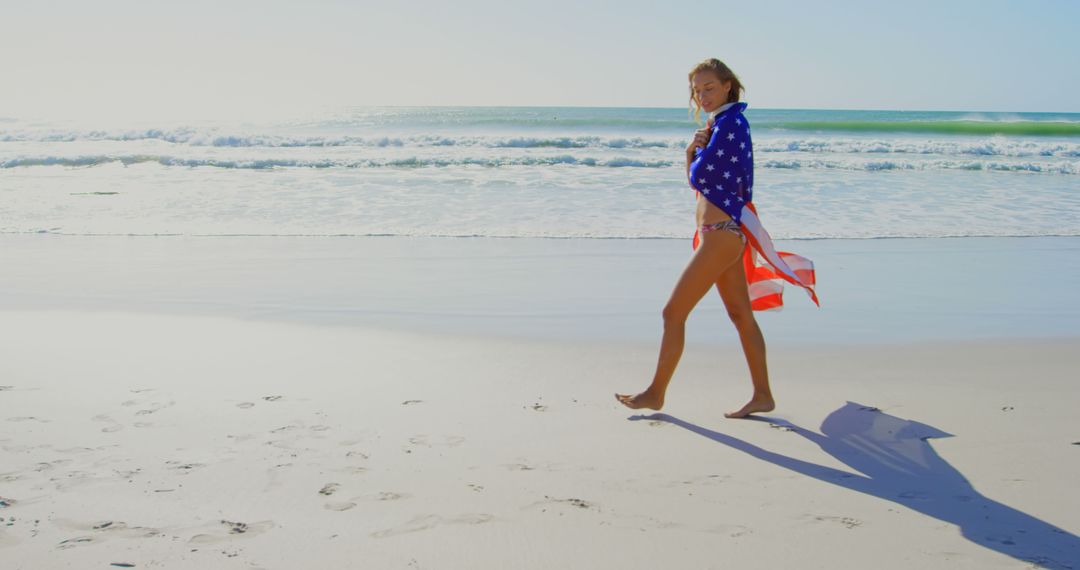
(690, 195), (819, 311)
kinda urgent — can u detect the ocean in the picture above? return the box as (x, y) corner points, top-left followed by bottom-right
(2, 106), (1078, 240)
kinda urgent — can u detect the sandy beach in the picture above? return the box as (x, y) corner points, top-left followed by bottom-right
(1, 235), (1078, 569)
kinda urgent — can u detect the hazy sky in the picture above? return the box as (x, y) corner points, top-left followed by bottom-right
(3, 0), (1077, 119)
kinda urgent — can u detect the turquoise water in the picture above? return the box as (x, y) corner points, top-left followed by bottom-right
(280, 107), (1080, 135)
(1, 107), (1078, 239)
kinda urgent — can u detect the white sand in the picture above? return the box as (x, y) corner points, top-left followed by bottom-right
(1, 235), (1079, 569)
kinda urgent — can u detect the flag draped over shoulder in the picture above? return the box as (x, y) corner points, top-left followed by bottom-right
(686, 101), (818, 311)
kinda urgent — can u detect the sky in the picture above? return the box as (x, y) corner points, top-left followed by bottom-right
(2, 0), (1078, 120)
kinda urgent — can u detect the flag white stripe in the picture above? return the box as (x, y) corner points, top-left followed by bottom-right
(748, 280), (784, 299)
(779, 254), (814, 274)
(739, 206), (802, 284)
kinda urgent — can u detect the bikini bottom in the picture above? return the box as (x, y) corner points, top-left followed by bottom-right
(699, 219), (745, 243)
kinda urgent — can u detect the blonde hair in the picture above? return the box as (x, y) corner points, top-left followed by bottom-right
(688, 58), (745, 124)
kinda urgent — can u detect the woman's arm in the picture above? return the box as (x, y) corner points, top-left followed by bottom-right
(689, 113), (752, 201)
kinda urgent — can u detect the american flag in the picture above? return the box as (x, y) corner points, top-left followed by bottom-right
(689, 102), (819, 311)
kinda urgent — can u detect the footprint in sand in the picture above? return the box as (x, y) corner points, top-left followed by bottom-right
(319, 483), (340, 496)
(55, 446), (95, 454)
(407, 436), (431, 448)
(112, 468), (141, 479)
(401, 400), (423, 406)
(526, 496), (597, 513)
(504, 460), (561, 472)
(406, 435), (465, 449)
(321, 490), (407, 504)
(236, 402), (255, 409)
(262, 395), (283, 402)
(34, 459), (73, 472)
(120, 394), (174, 416)
(813, 515), (862, 529)
(57, 535), (97, 549)
(505, 463), (535, 471)
(223, 521), (248, 534)
(165, 461), (205, 473)
(188, 520), (274, 543)
(374, 491), (409, 501)
(727, 525), (754, 538)
(553, 498), (594, 510)
(370, 513), (493, 539)
(0, 386), (13, 391)
(54, 518), (160, 541)
(92, 415), (123, 433)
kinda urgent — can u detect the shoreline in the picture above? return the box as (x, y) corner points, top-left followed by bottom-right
(2, 233), (1078, 345)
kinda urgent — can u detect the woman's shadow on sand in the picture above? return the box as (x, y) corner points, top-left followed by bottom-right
(632, 402), (1078, 569)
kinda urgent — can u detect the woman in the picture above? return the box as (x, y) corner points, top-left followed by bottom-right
(615, 58), (818, 419)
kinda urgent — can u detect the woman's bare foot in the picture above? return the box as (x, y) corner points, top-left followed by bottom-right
(615, 389), (665, 410)
(724, 396), (775, 419)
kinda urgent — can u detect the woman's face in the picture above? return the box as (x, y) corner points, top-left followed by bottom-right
(692, 71), (731, 114)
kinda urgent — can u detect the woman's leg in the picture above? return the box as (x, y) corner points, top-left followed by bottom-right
(615, 232), (745, 410)
(713, 250), (774, 418)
